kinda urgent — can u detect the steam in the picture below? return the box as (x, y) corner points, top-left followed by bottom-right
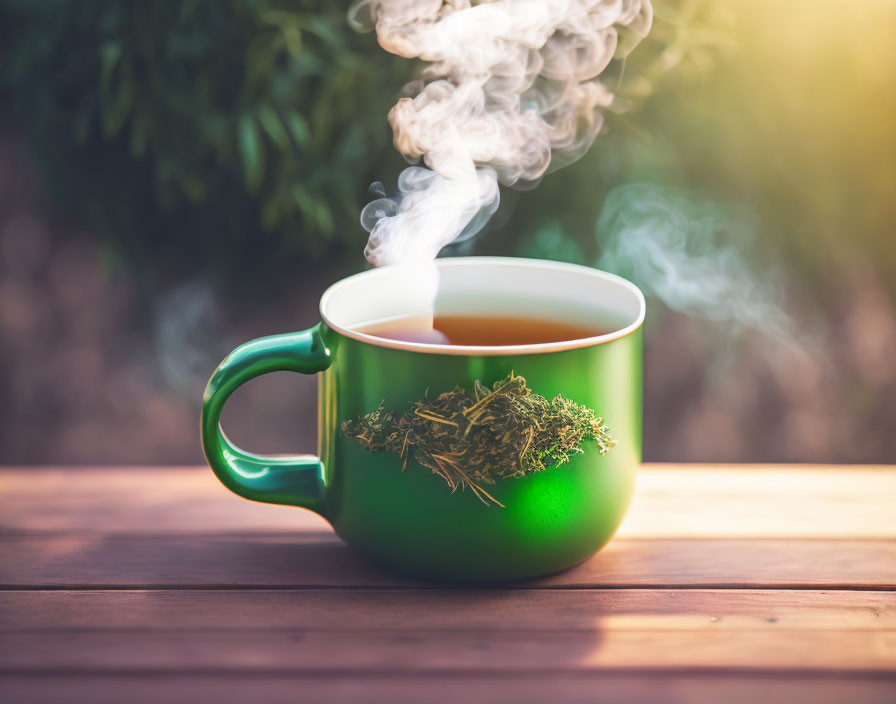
(596, 183), (792, 341)
(155, 278), (232, 393)
(351, 0), (653, 266)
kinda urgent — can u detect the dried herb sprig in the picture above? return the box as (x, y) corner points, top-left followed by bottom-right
(342, 373), (616, 507)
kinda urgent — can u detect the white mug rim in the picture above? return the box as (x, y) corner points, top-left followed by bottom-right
(319, 256), (646, 356)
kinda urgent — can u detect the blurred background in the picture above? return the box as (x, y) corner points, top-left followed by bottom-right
(1, 0), (894, 466)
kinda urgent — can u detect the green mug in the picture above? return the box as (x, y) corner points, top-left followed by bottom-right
(201, 257), (645, 582)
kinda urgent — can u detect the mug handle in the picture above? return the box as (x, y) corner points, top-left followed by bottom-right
(200, 324), (332, 511)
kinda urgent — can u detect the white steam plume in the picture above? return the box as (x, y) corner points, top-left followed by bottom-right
(351, 0), (653, 266)
(596, 183), (793, 342)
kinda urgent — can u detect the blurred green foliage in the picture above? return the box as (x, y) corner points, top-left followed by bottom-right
(515, 0), (733, 261)
(1, 0), (411, 274)
(0, 0), (744, 279)
(517, 0), (896, 303)
(2, 0), (894, 300)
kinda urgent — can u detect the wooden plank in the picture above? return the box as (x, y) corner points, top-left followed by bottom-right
(1, 535), (894, 588)
(1, 628), (894, 673)
(0, 467), (328, 535)
(3, 590), (892, 675)
(2, 465), (895, 538)
(2, 675), (894, 704)
(620, 466), (896, 538)
(2, 467), (894, 701)
(1, 589), (892, 631)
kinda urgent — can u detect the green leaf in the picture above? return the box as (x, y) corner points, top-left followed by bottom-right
(283, 25), (302, 57)
(258, 106), (289, 151)
(306, 16), (342, 48)
(99, 41), (122, 91)
(315, 200), (334, 234)
(238, 114), (265, 193)
(283, 110), (311, 149)
(259, 9), (300, 28)
(103, 58), (135, 138)
(292, 183), (314, 215)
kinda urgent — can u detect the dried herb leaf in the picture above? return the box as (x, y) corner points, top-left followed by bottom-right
(342, 373), (617, 507)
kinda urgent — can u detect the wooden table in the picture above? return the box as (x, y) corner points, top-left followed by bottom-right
(1, 465), (895, 703)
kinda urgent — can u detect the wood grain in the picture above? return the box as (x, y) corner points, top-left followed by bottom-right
(0, 466), (329, 535)
(620, 465), (896, 538)
(2, 589), (892, 631)
(2, 535), (894, 588)
(2, 675), (894, 704)
(3, 590), (892, 677)
(3, 465), (895, 537)
(2, 465), (894, 703)
(2, 628), (895, 673)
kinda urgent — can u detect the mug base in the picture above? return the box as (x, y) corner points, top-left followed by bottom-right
(345, 540), (610, 585)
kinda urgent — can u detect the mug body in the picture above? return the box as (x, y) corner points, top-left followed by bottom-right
(316, 257), (644, 582)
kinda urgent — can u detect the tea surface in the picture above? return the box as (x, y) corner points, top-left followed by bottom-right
(357, 315), (611, 346)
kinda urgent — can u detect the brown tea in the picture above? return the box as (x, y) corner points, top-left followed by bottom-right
(357, 314), (611, 346)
